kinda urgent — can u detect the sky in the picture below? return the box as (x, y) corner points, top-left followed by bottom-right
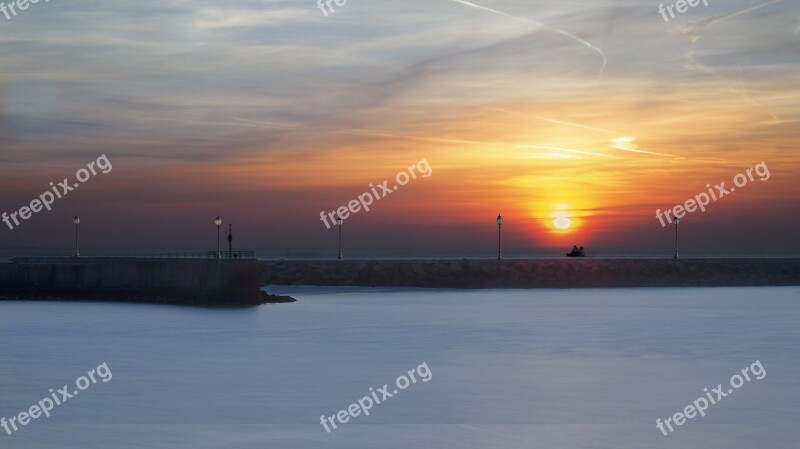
(0, 0), (798, 255)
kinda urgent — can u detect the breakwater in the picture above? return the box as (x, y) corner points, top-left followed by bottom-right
(261, 258), (800, 288)
(0, 257), (291, 306)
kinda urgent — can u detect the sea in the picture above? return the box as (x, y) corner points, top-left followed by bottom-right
(1, 286), (798, 448)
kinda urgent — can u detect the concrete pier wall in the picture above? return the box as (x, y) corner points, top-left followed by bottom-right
(0, 257), (269, 306)
(260, 258), (800, 289)
(4, 257), (794, 305)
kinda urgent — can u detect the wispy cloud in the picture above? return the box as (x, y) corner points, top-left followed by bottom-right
(520, 145), (611, 158)
(610, 137), (677, 158)
(450, 0), (607, 74)
(677, 0), (783, 42)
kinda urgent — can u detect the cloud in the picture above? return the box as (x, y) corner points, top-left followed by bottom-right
(450, 0), (607, 74)
(0, 0), (798, 250)
(191, 8), (313, 30)
(677, 0), (783, 42)
(610, 137), (676, 158)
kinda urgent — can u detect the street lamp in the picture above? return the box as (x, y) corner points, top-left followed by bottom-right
(214, 216), (222, 259)
(673, 217), (680, 259)
(337, 216), (343, 260)
(73, 216), (80, 258)
(496, 214), (503, 260)
(228, 224), (233, 258)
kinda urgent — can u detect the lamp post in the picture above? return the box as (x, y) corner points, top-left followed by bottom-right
(673, 217), (680, 259)
(227, 224), (233, 258)
(496, 214), (503, 260)
(336, 216), (343, 260)
(73, 216), (80, 258)
(214, 216), (222, 259)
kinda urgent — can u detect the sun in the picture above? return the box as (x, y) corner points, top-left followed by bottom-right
(546, 207), (578, 234)
(552, 215), (572, 230)
(530, 202), (586, 235)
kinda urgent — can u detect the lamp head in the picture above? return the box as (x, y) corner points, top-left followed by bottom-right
(336, 216), (343, 226)
(673, 217), (680, 226)
(214, 216), (222, 226)
(73, 216), (80, 225)
(497, 214), (503, 226)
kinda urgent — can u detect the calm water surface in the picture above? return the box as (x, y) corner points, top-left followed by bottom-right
(1, 287), (798, 448)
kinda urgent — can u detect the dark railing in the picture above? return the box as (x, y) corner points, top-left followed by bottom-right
(138, 251), (256, 260)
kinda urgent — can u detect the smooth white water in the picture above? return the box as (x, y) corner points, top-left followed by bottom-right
(1, 287), (798, 448)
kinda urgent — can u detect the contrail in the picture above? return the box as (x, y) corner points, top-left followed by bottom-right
(494, 109), (678, 158)
(677, 0), (782, 41)
(489, 107), (623, 135)
(520, 144), (611, 158)
(678, 0), (783, 118)
(451, 0), (607, 75)
(610, 137), (677, 158)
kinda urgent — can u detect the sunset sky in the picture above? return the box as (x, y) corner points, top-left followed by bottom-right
(1, 0), (798, 255)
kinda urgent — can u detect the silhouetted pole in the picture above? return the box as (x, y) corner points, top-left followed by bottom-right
(496, 214), (503, 260)
(337, 216), (343, 260)
(73, 216), (81, 258)
(673, 217), (680, 259)
(214, 216), (222, 259)
(228, 224), (233, 258)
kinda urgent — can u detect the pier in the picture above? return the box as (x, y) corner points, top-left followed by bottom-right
(261, 258), (800, 289)
(0, 255), (291, 306)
